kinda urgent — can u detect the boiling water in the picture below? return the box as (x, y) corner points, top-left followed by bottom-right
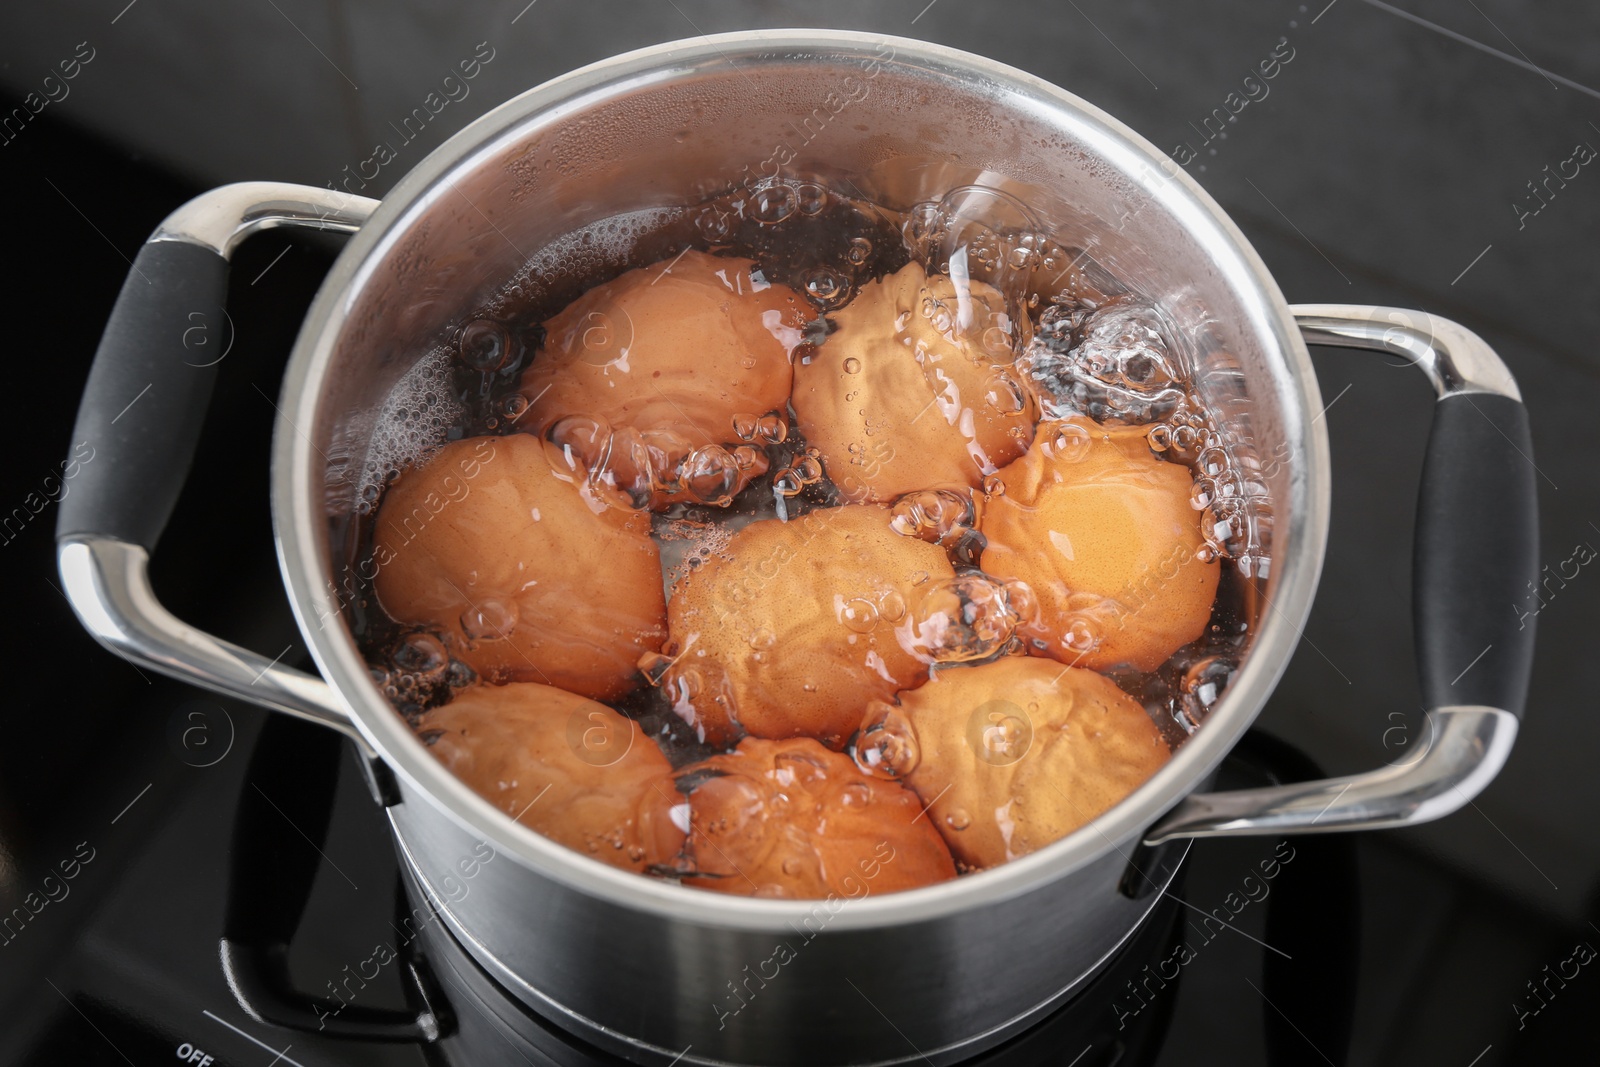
(344, 178), (1268, 769)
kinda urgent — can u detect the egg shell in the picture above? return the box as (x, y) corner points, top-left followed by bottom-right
(978, 417), (1218, 672)
(659, 504), (954, 749)
(373, 433), (666, 700)
(417, 682), (684, 873)
(792, 261), (1036, 504)
(897, 656), (1170, 869)
(679, 736), (956, 898)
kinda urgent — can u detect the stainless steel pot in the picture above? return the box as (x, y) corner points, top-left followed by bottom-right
(57, 30), (1537, 1066)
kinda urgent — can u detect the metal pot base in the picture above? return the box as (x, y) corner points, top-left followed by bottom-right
(396, 835), (1189, 1067)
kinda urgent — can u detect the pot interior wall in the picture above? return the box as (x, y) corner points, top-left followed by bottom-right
(312, 46), (1293, 590)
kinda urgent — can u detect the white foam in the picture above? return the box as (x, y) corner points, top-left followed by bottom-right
(482, 207), (683, 319)
(357, 346), (463, 505)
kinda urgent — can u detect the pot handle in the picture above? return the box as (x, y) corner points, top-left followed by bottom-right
(1145, 305), (1537, 843)
(220, 712), (450, 1041)
(55, 183), (378, 742)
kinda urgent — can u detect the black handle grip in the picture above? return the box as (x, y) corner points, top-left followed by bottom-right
(220, 714), (449, 1042)
(57, 239), (229, 549)
(1414, 393), (1538, 718)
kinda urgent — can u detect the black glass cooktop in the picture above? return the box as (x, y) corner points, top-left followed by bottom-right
(7, 704), (1362, 1067)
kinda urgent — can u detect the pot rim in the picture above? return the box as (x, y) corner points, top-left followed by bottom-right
(273, 28), (1330, 931)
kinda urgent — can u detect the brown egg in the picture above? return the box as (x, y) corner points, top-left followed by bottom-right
(678, 736), (956, 898)
(373, 434), (666, 700)
(416, 682), (684, 872)
(654, 505), (955, 749)
(791, 261), (1036, 504)
(884, 656), (1170, 870)
(979, 418), (1218, 673)
(515, 250), (810, 508)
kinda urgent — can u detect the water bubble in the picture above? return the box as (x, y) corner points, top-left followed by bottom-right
(1146, 423), (1173, 451)
(674, 667), (704, 701)
(877, 590), (907, 623)
(840, 781), (874, 808)
(1203, 497), (1248, 558)
(446, 660), (476, 689)
(889, 489), (975, 546)
(945, 808), (971, 831)
(1190, 477), (1216, 511)
(1045, 422), (1092, 462)
(754, 413), (788, 445)
(1018, 303), (1186, 424)
(1063, 617), (1098, 654)
(681, 446), (742, 506)
(847, 237), (873, 264)
(792, 453), (824, 484)
(795, 182), (829, 215)
(394, 631), (448, 674)
(923, 298), (955, 336)
(965, 700), (1033, 766)
(1001, 579), (1039, 627)
(840, 597), (880, 633)
(732, 412), (759, 441)
(1178, 655), (1234, 731)
(898, 572), (1024, 664)
(902, 201), (944, 250)
(461, 599), (518, 641)
(695, 207), (733, 243)
(984, 371), (1028, 415)
(545, 414), (611, 474)
(853, 702), (920, 778)
(914, 185), (1045, 326)
(803, 267), (850, 310)
(458, 319), (510, 372)
(500, 393), (529, 420)
(752, 183), (797, 224)
(774, 750), (828, 787)
(843, 356), (862, 374)
(773, 470), (805, 497)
